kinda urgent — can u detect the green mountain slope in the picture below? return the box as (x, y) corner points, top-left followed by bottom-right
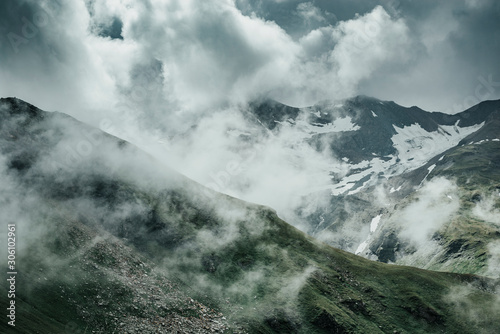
(1, 98), (499, 333)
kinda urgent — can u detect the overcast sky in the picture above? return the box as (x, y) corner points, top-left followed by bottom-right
(1, 0), (499, 124)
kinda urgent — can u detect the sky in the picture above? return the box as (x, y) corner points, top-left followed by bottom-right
(0, 0), (499, 121)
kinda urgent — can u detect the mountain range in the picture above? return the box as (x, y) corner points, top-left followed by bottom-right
(1, 97), (499, 333)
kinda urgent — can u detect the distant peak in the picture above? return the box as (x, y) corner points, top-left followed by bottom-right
(1, 96), (26, 103)
(352, 95), (381, 102)
(349, 95), (396, 105)
(0, 97), (45, 120)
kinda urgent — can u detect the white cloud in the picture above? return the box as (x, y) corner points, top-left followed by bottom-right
(330, 6), (411, 89)
(282, 5), (413, 106)
(398, 178), (460, 246)
(296, 2), (326, 24)
(1, 1), (414, 121)
(162, 106), (338, 228)
(472, 192), (500, 225)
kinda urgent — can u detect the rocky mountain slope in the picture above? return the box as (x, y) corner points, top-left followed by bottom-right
(1, 97), (500, 333)
(247, 97), (500, 277)
(248, 96), (498, 195)
(365, 111), (500, 275)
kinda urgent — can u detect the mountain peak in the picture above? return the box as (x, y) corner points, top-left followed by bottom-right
(350, 95), (386, 104)
(0, 97), (45, 121)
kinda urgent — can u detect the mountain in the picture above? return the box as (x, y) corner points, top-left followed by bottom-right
(246, 96), (500, 276)
(1, 97), (500, 333)
(365, 108), (500, 273)
(248, 96), (497, 194)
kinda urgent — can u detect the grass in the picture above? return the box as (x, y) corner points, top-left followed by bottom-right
(4, 187), (499, 334)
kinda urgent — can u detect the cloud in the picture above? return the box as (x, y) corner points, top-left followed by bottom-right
(445, 282), (500, 333)
(126, 0), (298, 111)
(296, 2), (327, 25)
(162, 106), (338, 229)
(0, 0), (126, 121)
(398, 178), (459, 247)
(0, 0), (414, 121)
(360, 0), (500, 111)
(289, 5), (413, 105)
(1, 0), (499, 121)
(472, 192), (500, 225)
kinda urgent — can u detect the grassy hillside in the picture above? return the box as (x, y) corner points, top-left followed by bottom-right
(2, 187), (499, 334)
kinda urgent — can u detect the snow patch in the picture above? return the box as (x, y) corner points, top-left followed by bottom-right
(389, 186), (402, 193)
(420, 164), (436, 185)
(298, 117), (483, 198)
(355, 214), (383, 255)
(371, 110), (378, 117)
(391, 122), (483, 172)
(355, 241), (369, 255)
(301, 116), (360, 136)
(370, 215), (382, 233)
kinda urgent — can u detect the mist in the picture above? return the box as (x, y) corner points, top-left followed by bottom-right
(398, 178), (460, 247)
(472, 192), (500, 225)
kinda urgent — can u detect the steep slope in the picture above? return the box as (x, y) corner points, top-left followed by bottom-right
(1, 98), (500, 333)
(243, 97), (500, 276)
(364, 110), (500, 275)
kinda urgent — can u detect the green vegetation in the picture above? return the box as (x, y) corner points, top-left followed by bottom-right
(3, 186), (500, 333)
